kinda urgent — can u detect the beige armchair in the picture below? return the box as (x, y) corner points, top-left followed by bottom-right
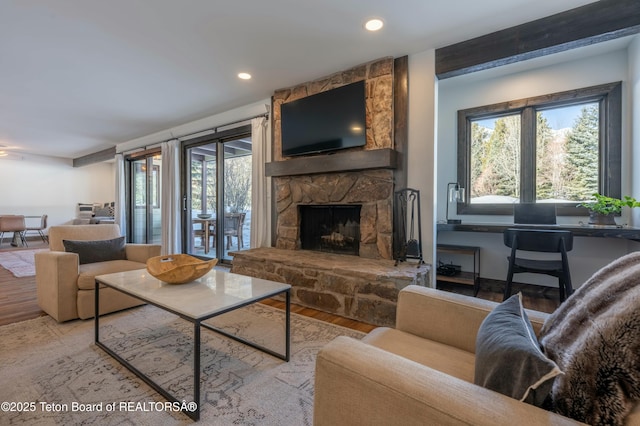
(35, 224), (161, 322)
(314, 286), (599, 425)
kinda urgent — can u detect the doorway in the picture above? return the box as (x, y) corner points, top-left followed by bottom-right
(183, 126), (252, 263)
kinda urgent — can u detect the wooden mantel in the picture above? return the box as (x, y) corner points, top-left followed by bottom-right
(265, 148), (399, 177)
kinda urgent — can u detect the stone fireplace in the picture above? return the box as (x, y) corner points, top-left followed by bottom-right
(230, 57), (430, 327)
(269, 57), (397, 260)
(274, 169), (394, 259)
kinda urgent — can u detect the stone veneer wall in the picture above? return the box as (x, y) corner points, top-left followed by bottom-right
(230, 58), (412, 325)
(231, 248), (430, 327)
(275, 169), (394, 259)
(272, 57), (394, 161)
(272, 57), (395, 259)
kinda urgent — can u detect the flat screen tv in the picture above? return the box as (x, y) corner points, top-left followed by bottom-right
(280, 80), (366, 157)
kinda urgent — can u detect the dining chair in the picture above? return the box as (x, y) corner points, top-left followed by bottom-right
(224, 212), (246, 250)
(503, 228), (573, 302)
(193, 221), (216, 252)
(25, 214), (48, 243)
(0, 215), (28, 247)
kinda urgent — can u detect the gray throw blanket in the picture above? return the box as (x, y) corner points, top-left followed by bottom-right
(539, 251), (640, 426)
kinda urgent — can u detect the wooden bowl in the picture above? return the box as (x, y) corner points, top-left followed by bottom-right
(146, 254), (218, 284)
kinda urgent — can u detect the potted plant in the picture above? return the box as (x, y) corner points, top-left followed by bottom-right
(578, 193), (640, 225)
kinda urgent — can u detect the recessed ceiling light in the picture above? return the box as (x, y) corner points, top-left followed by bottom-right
(364, 18), (384, 32)
(238, 72), (252, 80)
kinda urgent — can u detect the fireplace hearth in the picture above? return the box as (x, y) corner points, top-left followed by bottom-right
(300, 205), (361, 255)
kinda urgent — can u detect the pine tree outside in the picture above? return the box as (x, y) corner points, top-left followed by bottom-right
(470, 102), (599, 204)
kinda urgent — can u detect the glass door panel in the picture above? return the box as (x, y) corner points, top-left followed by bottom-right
(129, 155), (162, 244)
(149, 156), (162, 244)
(222, 137), (252, 260)
(186, 143), (218, 258)
(183, 129), (252, 263)
(130, 159), (147, 243)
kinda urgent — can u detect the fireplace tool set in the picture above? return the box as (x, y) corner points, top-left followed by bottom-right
(393, 188), (423, 266)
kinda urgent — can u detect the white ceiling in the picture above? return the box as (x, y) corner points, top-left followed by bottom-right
(0, 0), (597, 159)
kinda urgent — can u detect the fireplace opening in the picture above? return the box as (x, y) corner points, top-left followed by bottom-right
(300, 205), (361, 255)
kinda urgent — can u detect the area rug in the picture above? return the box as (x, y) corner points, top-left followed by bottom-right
(0, 303), (365, 425)
(0, 249), (46, 277)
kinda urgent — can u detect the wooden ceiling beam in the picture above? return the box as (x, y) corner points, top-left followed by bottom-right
(435, 0), (640, 79)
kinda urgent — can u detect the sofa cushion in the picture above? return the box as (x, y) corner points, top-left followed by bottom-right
(77, 260), (147, 290)
(363, 327), (475, 383)
(63, 236), (126, 265)
(474, 293), (562, 407)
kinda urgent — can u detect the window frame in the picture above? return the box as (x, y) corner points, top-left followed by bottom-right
(456, 81), (622, 216)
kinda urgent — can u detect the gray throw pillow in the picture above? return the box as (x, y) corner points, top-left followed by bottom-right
(474, 293), (562, 407)
(63, 236), (127, 265)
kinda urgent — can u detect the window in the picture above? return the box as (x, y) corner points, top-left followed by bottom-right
(457, 82), (621, 215)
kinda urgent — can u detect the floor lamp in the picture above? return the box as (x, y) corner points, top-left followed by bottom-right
(446, 182), (465, 224)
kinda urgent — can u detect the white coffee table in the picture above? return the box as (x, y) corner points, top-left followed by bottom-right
(94, 268), (291, 421)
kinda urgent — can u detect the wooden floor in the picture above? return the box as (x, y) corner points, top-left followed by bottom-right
(0, 239), (558, 330)
(0, 239), (49, 326)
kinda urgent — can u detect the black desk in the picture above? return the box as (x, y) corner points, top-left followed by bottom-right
(437, 223), (640, 242)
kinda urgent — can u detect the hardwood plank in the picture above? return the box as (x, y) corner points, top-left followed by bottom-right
(0, 239), (48, 326)
(259, 298), (377, 334)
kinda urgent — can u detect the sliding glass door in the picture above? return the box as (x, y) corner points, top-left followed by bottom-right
(183, 126), (252, 262)
(127, 152), (162, 244)
(187, 142), (218, 257)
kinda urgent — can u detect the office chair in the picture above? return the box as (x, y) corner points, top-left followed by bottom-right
(503, 228), (573, 302)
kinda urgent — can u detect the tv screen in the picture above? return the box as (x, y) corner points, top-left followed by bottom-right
(281, 80), (366, 157)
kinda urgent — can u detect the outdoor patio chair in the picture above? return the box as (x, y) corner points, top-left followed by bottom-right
(224, 212), (246, 250)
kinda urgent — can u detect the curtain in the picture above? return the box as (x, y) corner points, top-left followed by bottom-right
(114, 153), (126, 237)
(250, 116), (271, 248)
(161, 139), (182, 255)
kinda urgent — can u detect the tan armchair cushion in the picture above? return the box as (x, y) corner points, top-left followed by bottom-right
(76, 260), (150, 290)
(363, 327), (475, 382)
(395, 286), (549, 353)
(125, 244), (162, 264)
(48, 224), (122, 252)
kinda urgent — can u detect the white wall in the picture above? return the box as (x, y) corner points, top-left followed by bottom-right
(433, 42), (640, 287)
(407, 49), (437, 283)
(0, 154), (115, 229)
(117, 100), (270, 153)
(438, 48), (630, 224)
